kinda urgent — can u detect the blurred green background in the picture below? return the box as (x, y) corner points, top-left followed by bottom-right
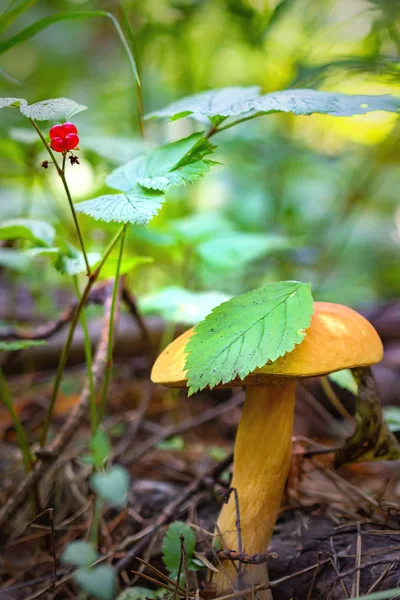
(1, 0), (399, 324)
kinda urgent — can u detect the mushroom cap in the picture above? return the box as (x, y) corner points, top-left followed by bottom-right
(151, 302), (383, 388)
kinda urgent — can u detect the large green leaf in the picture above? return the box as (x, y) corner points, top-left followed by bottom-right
(74, 188), (165, 226)
(20, 98), (87, 121)
(106, 133), (215, 193)
(0, 218), (55, 247)
(140, 286), (231, 325)
(185, 281), (313, 394)
(147, 86), (400, 123)
(147, 86), (260, 122)
(197, 232), (291, 268)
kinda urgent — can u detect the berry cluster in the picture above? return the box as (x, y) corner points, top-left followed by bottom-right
(49, 122), (79, 153)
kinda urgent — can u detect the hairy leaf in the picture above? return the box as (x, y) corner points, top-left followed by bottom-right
(20, 98), (87, 121)
(74, 188), (165, 226)
(0, 218), (55, 247)
(147, 86), (260, 122)
(185, 281), (313, 394)
(107, 133), (215, 192)
(0, 97), (26, 110)
(162, 521), (196, 577)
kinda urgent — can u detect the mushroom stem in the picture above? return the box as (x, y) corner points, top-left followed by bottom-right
(214, 380), (296, 599)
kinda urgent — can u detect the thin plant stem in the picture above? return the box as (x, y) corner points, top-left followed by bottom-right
(97, 225), (127, 426)
(0, 368), (38, 513)
(40, 225), (126, 446)
(73, 275), (96, 434)
(0, 368), (34, 473)
(29, 118), (91, 276)
(207, 112), (265, 138)
(89, 496), (104, 546)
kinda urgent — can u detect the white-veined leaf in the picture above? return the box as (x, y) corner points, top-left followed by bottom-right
(20, 98), (87, 121)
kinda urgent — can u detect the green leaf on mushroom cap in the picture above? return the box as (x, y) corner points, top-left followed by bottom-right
(184, 281), (314, 395)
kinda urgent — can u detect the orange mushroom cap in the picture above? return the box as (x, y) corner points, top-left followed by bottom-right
(151, 302), (383, 388)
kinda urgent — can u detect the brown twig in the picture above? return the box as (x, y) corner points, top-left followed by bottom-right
(0, 282), (118, 530)
(212, 550), (278, 565)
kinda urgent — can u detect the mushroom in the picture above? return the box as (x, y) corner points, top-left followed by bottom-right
(151, 302), (383, 598)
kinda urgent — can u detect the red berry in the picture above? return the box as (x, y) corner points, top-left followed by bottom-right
(63, 122), (78, 135)
(50, 137), (65, 152)
(49, 124), (64, 139)
(64, 133), (79, 151)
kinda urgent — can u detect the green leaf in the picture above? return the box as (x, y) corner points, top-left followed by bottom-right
(0, 1), (40, 36)
(148, 87), (400, 123)
(197, 232), (291, 268)
(74, 566), (116, 600)
(384, 406), (400, 432)
(140, 286), (231, 326)
(98, 255), (153, 279)
(0, 97), (26, 110)
(249, 89), (400, 117)
(20, 98), (87, 121)
(185, 281), (314, 394)
(328, 369), (358, 395)
(351, 588), (400, 600)
(116, 587), (165, 600)
(0, 218), (55, 247)
(157, 436), (185, 451)
(91, 465), (130, 506)
(162, 521), (196, 577)
(74, 188), (165, 226)
(55, 246), (101, 276)
(0, 248), (30, 272)
(147, 86), (261, 122)
(61, 541), (98, 567)
(106, 133), (215, 193)
(90, 428), (111, 468)
(0, 340), (46, 351)
(169, 213), (233, 243)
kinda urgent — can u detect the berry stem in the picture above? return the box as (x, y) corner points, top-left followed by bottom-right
(29, 118), (91, 277)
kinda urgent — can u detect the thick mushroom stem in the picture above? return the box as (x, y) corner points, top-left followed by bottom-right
(214, 380), (296, 599)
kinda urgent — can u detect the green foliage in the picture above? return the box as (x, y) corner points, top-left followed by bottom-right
(75, 134), (216, 225)
(90, 428), (111, 468)
(139, 286), (231, 325)
(185, 281), (314, 394)
(157, 436), (185, 450)
(74, 565), (116, 600)
(383, 406), (400, 432)
(351, 589), (400, 600)
(0, 248), (30, 272)
(91, 465), (130, 506)
(148, 86), (400, 123)
(0, 340), (46, 351)
(98, 255), (153, 279)
(61, 541), (98, 567)
(0, 96), (87, 121)
(0, 218), (55, 247)
(55, 246), (101, 276)
(329, 369), (358, 395)
(116, 587), (166, 600)
(162, 521), (199, 579)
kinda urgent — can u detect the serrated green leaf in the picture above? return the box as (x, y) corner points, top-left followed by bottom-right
(384, 406), (400, 432)
(20, 98), (87, 121)
(0, 218), (55, 247)
(162, 521), (196, 577)
(0, 248), (30, 272)
(106, 133), (215, 193)
(74, 188), (165, 226)
(61, 541), (98, 567)
(147, 87), (261, 122)
(0, 340), (46, 351)
(140, 286), (231, 326)
(185, 281), (314, 394)
(0, 97), (26, 110)
(197, 232), (291, 268)
(74, 566), (116, 600)
(328, 369), (358, 395)
(90, 428), (111, 468)
(91, 465), (130, 506)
